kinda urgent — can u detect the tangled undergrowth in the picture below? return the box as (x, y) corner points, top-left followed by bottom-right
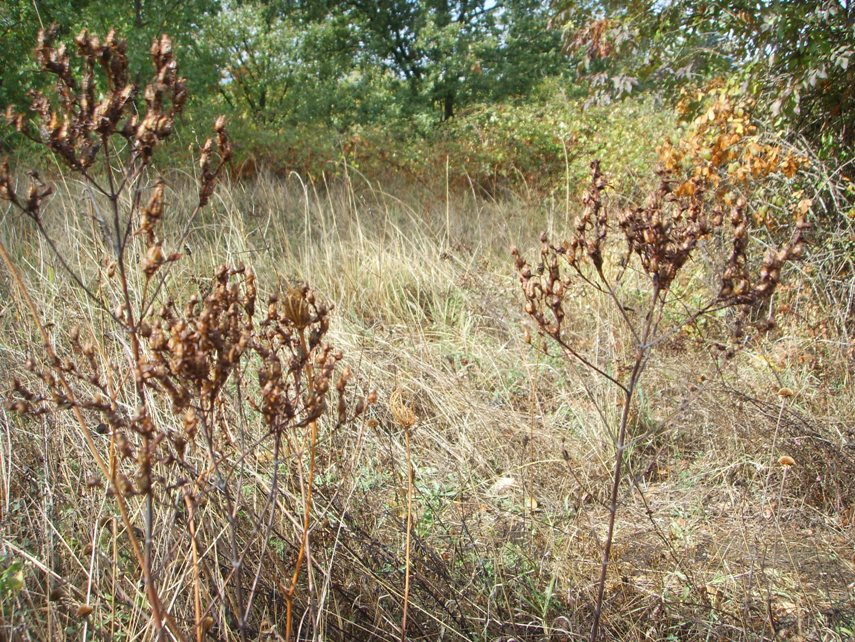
(0, 26), (853, 642)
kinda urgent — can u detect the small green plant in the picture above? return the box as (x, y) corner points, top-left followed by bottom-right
(0, 556), (25, 603)
(513, 100), (809, 639)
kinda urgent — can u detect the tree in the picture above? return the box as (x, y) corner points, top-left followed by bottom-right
(345, 0), (561, 120)
(0, 0), (220, 148)
(200, 2), (373, 129)
(0, 1), (90, 115)
(552, 0), (855, 165)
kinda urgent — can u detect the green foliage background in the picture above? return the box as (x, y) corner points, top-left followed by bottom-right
(1, 0), (852, 192)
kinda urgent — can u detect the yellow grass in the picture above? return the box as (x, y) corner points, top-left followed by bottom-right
(0, 169), (853, 641)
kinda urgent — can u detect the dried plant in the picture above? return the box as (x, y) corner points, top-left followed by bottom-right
(513, 142), (808, 640)
(389, 387), (417, 642)
(1, 26), (371, 640)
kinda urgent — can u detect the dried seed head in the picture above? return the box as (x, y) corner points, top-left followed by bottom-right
(141, 243), (165, 276)
(138, 180), (165, 243)
(281, 286), (312, 329)
(569, 160), (608, 271)
(390, 388), (417, 429)
(778, 455), (795, 468)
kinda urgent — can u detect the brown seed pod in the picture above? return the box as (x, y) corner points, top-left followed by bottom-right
(281, 286), (312, 329)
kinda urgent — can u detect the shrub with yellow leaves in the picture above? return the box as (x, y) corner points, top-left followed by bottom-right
(663, 84), (810, 233)
(513, 87), (810, 641)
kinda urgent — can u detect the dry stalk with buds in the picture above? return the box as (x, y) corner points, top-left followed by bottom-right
(513, 157), (808, 642)
(390, 387), (417, 642)
(1, 26), (372, 641)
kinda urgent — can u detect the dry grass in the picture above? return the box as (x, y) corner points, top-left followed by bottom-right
(1, 169), (854, 641)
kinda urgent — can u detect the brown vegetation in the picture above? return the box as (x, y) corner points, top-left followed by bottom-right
(0, 26), (853, 642)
